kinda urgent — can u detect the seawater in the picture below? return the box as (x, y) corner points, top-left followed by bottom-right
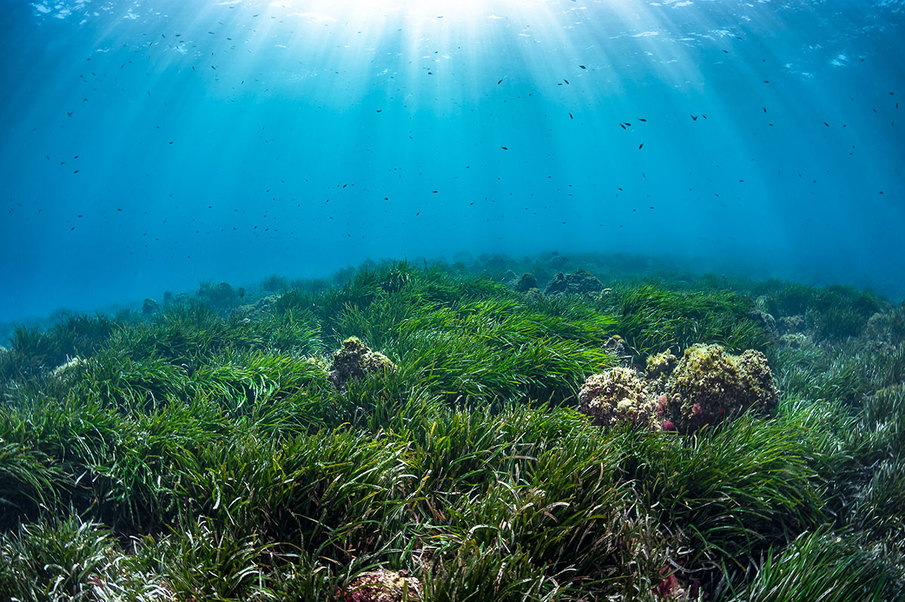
(1, 0), (903, 322)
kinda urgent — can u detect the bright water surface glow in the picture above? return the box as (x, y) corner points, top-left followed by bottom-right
(0, 0), (903, 322)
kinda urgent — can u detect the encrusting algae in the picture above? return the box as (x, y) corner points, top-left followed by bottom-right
(328, 336), (396, 389)
(579, 343), (777, 434)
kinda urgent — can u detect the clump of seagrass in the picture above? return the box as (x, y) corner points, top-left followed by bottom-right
(340, 569), (421, 602)
(579, 343), (777, 433)
(328, 337), (396, 389)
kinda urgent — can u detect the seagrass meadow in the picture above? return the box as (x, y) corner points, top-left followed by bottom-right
(1, 254), (904, 601)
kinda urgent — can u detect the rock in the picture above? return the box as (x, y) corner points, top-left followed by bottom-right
(578, 343), (777, 434)
(779, 333), (811, 349)
(198, 281), (240, 312)
(341, 568), (422, 602)
(544, 269), (603, 295)
(664, 344), (777, 434)
(329, 337), (396, 389)
(646, 350), (677, 382)
(578, 367), (657, 429)
(514, 272), (538, 292)
(776, 315), (805, 335)
(234, 294), (280, 320)
(750, 308), (776, 333)
(52, 356), (86, 378)
(142, 298), (159, 316)
(603, 335), (631, 363)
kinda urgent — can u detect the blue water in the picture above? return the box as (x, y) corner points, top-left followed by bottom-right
(1, 0), (903, 322)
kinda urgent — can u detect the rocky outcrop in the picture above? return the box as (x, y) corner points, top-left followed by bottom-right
(328, 337), (396, 389)
(578, 344), (777, 434)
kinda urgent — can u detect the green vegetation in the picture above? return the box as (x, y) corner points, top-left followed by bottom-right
(0, 255), (903, 600)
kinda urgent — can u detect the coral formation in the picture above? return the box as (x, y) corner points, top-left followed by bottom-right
(544, 269), (604, 295)
(579, 344), (777, 433)
(341, 569), (422, 602)
(328, 337), (396, 389)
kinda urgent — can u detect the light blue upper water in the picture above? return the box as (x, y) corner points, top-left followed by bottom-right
(1, 0), (903, 322)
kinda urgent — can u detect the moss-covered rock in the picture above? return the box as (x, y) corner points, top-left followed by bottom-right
(544, 269), (603, 295)
(664, 344), (777, 434)
(141, 298), (159, 316)
(514, 272), (539, 292)
(646, 350), (677, 382)
(341, 569), (421, 602)
(578, 367), (658, 429)
(328, 337), (396, 389)
(579, 343), (777, 433)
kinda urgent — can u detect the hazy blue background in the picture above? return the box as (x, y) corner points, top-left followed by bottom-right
(1, 0), (903, 322)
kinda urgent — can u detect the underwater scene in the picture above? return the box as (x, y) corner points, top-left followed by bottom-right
(1, 0), (905, 600)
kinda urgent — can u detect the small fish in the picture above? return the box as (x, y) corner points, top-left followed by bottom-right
(619, 123), (626, 130)
(497, 79), (502, 85)
(638, 143), (644, 150)
(639, 118), (647, 122)
(579, 65), (586, 69)
(569, 113), (573, 119)
(824, 122), (830, 127)
(501, 146), (509, 150)
(564, 79), (569, 84)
